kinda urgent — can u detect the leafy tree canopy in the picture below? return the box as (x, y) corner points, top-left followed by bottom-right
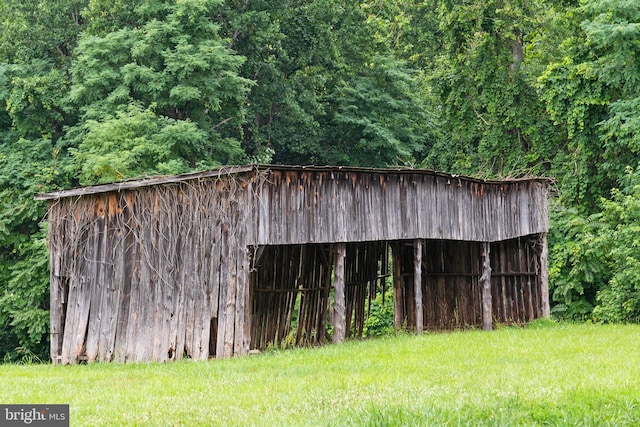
(540, 0), (640, 318)
(214, 0), (433, 166)
(65, 0), (253, 184)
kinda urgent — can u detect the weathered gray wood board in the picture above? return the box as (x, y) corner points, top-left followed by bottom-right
(46, 177), (255, 363)
(256, 168), (548, 245)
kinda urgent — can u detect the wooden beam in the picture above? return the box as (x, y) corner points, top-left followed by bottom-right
(333, 243), (346, 343)
(540, 233), (550, 318)
(480, 242), (493, 331)
(414, 239), (424, 333)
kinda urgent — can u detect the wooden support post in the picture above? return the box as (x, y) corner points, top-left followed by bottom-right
(333, 243), (346, 343)
(540, 233), (550, 318)
(391, 243), (404, 329)
(414, 239), (424, 333)
(480, 242), (493, 331)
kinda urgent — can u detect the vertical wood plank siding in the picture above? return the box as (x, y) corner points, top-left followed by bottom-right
(256, 170), (548, 245)
(42, 166), (549, 363)
(47, 175), (256, 363)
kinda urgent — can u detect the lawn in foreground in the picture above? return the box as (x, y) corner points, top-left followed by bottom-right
(1, 322), (639, 426)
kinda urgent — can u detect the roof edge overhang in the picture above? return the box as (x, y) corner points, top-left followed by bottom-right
(35, 164), (553, 201)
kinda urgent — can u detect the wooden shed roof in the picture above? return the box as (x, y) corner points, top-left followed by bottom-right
(35, 164), (551, 201)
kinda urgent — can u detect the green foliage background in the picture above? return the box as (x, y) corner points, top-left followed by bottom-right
(2, 0), (640, 361)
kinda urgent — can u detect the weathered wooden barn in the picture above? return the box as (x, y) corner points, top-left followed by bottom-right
(36, 165), (550, 364)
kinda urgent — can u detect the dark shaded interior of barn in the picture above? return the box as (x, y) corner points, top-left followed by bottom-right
(249, 236), (547, 352)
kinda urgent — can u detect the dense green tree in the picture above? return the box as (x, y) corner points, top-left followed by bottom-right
(540, 0), (640, 318)
(592, 166), (640, 323)
(420, 0), (560, 177)
(0, 0), (85, 63)
(0, 137), (55, 361)
(215, 0), (432, 166)
(67, 103), (212, 183)
(537, 0), (640, 208)
(547, 206), (606, 319)
(550, 166), (640, 322)
(0, 1), (85, 361)
(65, 0), (253, 184)
(580, 0), (640, 197)
(537, 7), (610, 210)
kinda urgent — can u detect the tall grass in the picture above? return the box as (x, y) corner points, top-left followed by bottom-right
(1, 323), (639, 426)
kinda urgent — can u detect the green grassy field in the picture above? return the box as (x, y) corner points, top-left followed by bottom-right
(1, 322), (639, 426)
